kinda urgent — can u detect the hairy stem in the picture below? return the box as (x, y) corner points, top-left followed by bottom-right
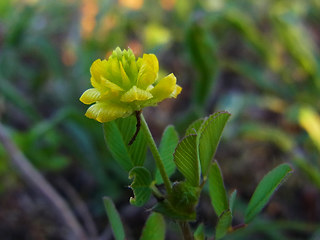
(140, 114), (172, 195)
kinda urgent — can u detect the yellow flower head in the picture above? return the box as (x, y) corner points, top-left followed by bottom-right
(80, 47), (182, 123)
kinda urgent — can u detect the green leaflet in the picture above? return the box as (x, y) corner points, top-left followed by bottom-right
(229, 190), (237, 214)
(155, 125), (179, 184)
(215, 210), (232, 240)
(129, 166), (152, 207)
(185, 118), (206, 136)
(140, 213), (165, 240)
(103, 115), (147, 171)
(194, 223), (205, 240)
(103, 197), (126, 240)
(199, 112), (231, 176)
(174, 134), (199, 187)
(208, 161), (229, 217)
(245, 163), (293, 223)
(103, 121), (132, 171)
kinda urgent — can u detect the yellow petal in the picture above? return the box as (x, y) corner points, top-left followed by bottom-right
(101, 76), (124, 92)
(79, 88), (101, 104)
(85, 102), (133, 123)
(106, 57), (122, 85)
(120, 86), (153, 102)
(150, 73), (177, 101)
(119, 62), (131, 88)
(170, 85), (182, 98)
(137, 57), (143, 69)
(136, 54), (159, 89)
(100, 90), (121, 101)
(146, 85), (154, 91)
(128, 58), (138, 80)
(90, 59), (108, 88)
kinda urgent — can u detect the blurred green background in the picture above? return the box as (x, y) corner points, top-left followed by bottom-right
(0, 0), (320, 239)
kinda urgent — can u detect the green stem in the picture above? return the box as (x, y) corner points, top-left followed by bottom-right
(179, 221), (193, 240)
(150, 182), (165, 201)
(140, 114), (172, 195)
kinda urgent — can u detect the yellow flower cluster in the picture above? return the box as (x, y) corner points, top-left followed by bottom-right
(80, 47), (182, 122)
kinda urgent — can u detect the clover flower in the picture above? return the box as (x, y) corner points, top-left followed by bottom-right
(80, 47), (182, 123)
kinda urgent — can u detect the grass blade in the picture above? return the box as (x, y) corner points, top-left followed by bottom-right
(103, 197), (126, 240)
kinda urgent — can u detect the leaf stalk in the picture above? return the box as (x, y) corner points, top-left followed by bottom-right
(140, 113), (172, 195)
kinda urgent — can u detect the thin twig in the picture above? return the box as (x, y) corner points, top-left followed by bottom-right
(55, 177), (98, 238)
(0, 123), (89, 240)
(230, 223), (247, 232)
